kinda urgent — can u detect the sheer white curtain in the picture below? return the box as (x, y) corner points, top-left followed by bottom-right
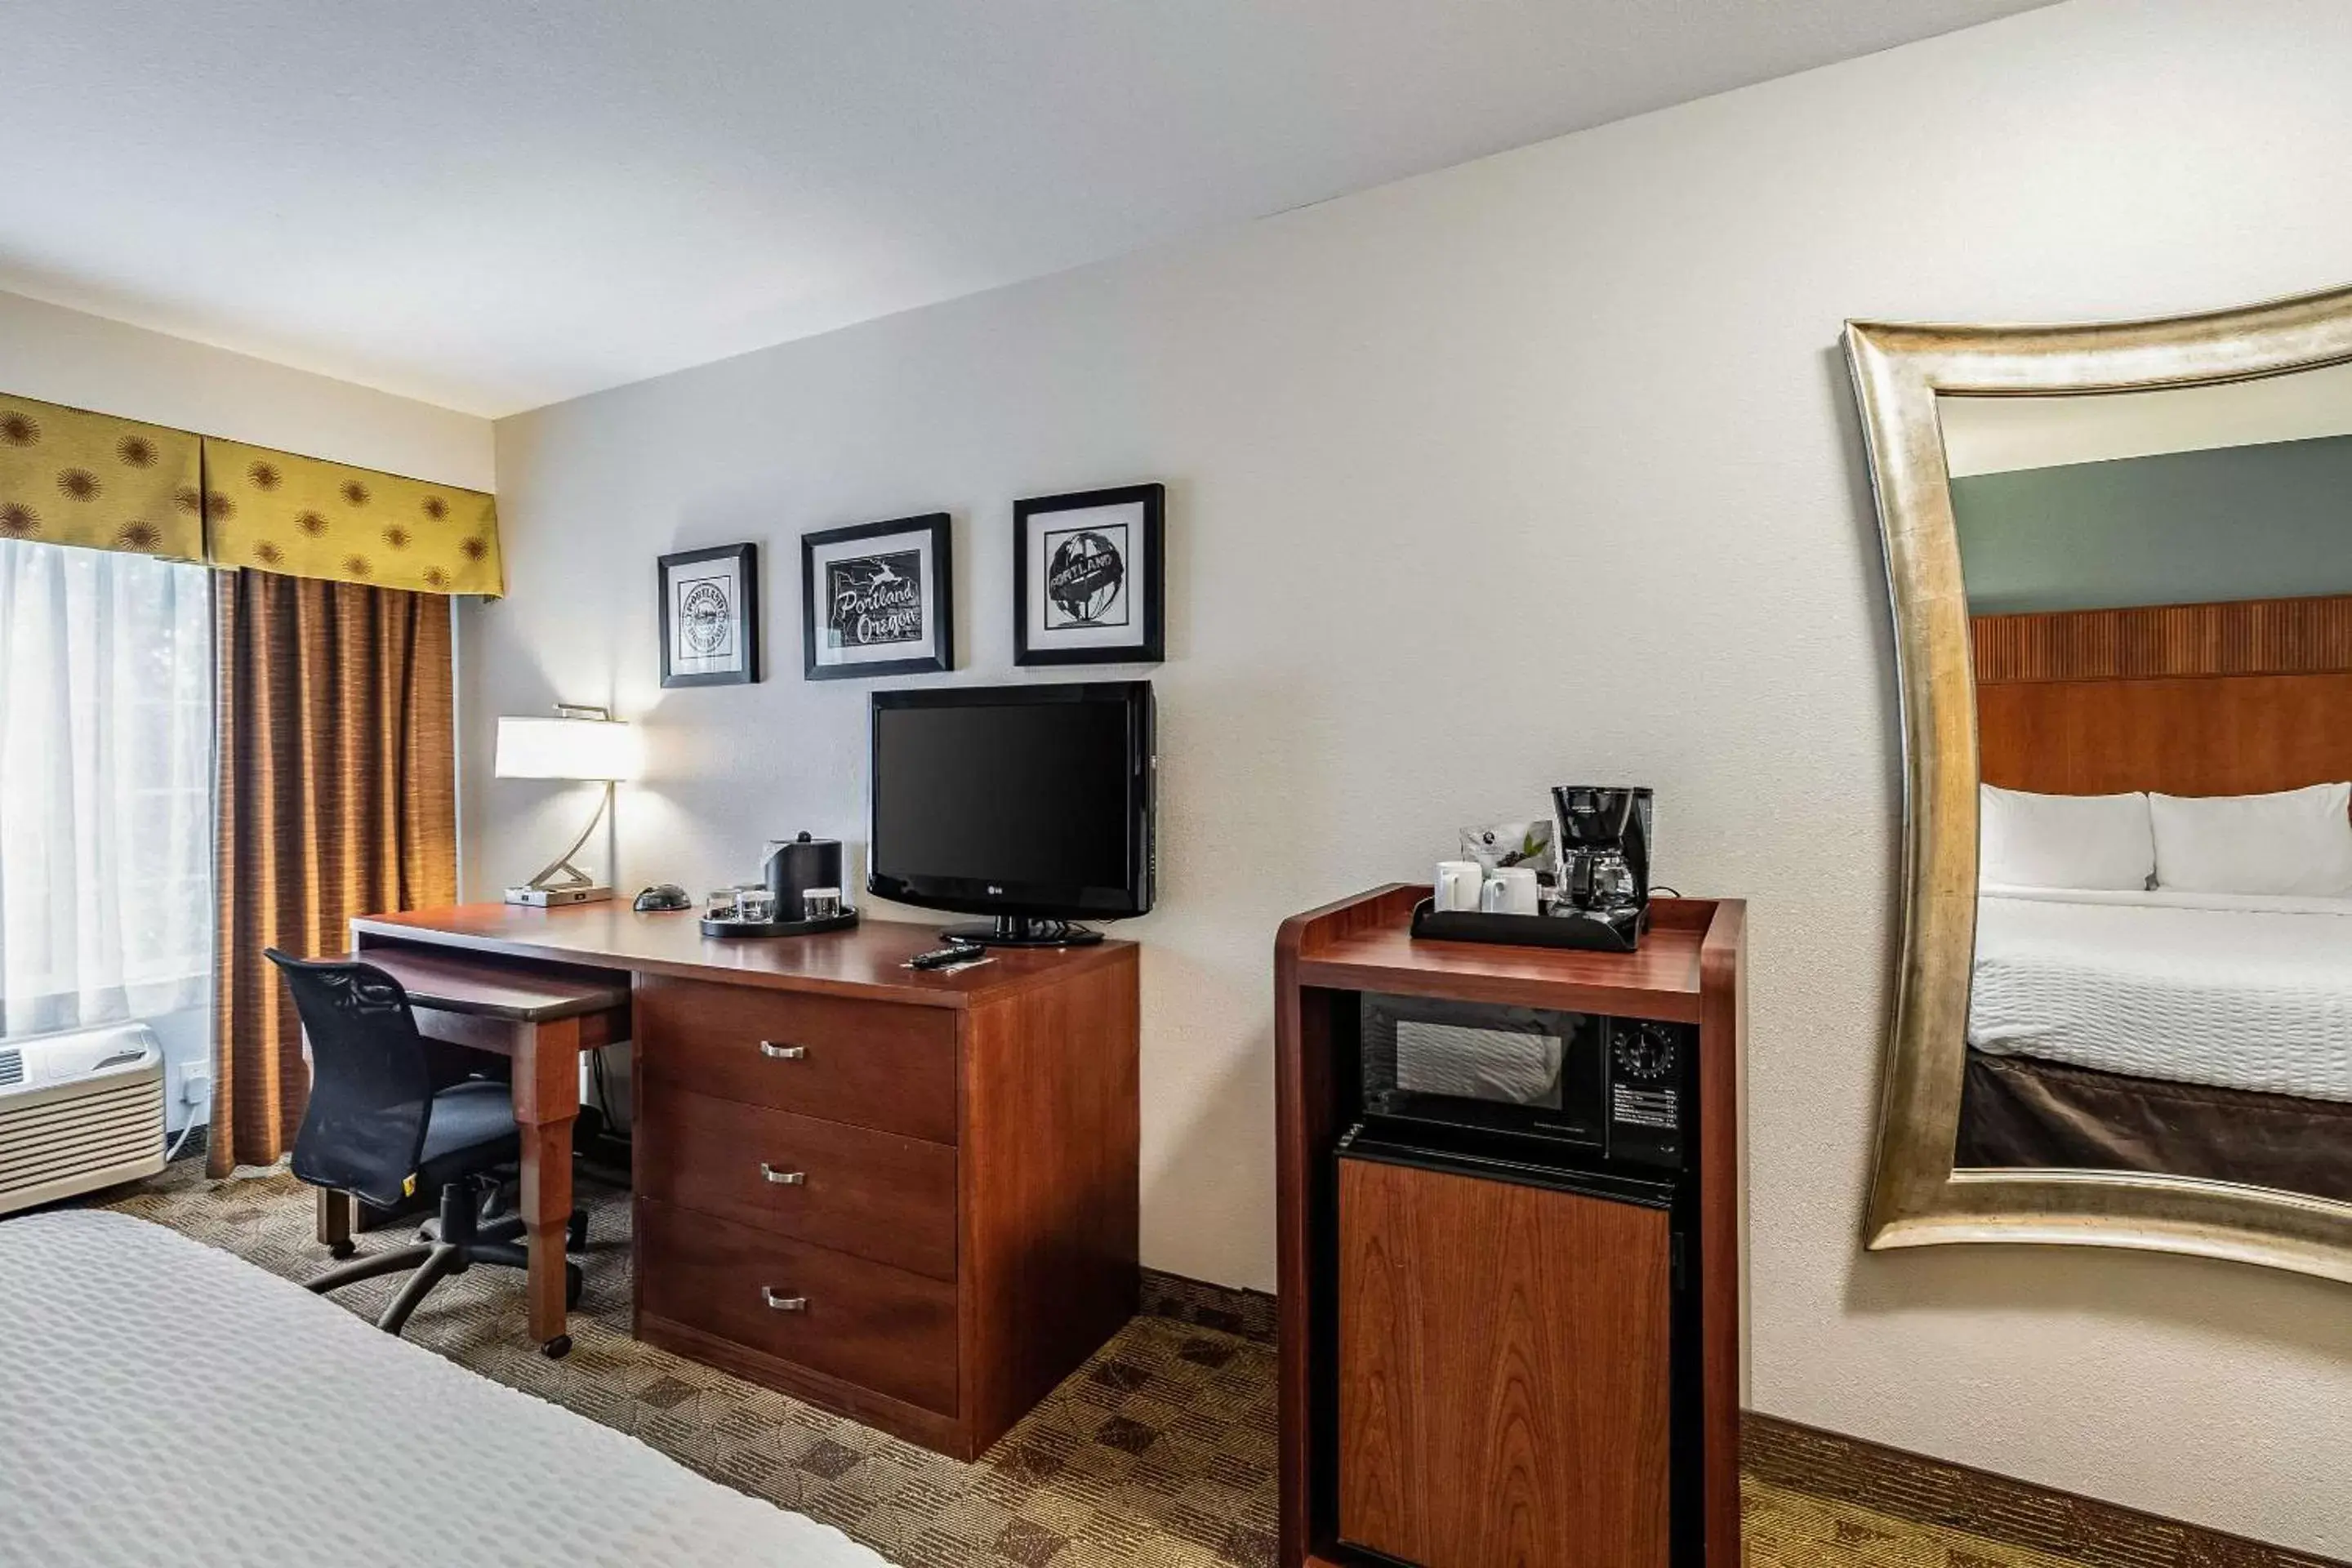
(0, 540), (213, 1036)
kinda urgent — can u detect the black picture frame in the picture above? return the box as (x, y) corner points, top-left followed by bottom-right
(1013, 482), (1165, 666)
(800, 513), (956, 680)
(658, 542), (760, 688)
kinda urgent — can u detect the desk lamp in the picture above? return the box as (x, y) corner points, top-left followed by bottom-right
(496, 705), (641, 906)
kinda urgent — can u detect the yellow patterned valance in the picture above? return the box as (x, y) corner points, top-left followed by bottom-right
(0, 394), (206, 562)
(0, 390), (500, 595)
(202, 438), (503, 598)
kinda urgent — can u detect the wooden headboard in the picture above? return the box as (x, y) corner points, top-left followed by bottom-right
(1972, 593), (2352, 797)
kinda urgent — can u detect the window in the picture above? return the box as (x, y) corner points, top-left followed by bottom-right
(0, 540), (212, 1036)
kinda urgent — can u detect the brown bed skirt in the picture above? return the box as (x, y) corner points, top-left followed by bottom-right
(1958, 1048), (2352, 1203)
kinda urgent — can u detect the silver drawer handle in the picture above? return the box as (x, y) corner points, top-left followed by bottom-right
(758, 1040), (806, 1060)
(762, 1288), (808, 1312)
(760, 1163), (806, 1186)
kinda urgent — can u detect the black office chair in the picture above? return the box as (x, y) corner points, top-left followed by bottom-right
(266, 950), (584, 1347)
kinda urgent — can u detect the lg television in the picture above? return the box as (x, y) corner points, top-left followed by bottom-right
(868, 681), (1155, 946)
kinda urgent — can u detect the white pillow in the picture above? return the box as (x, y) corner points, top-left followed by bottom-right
(2149, 783), (2352, 897)
(1978, 785), (2154, 891)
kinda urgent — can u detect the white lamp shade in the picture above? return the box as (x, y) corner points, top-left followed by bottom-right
(495, 715), (642, 781)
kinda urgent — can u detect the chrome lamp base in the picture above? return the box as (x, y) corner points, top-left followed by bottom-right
(503, 884), (612, 907)
(506, 777), (617, 910)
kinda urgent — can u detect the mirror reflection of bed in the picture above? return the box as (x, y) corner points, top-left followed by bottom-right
(1939, 372), (2352, 1201)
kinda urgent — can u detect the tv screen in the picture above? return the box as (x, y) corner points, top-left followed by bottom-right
(869, 682), (1154, 931)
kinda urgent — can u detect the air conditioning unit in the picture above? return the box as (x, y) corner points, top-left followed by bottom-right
(0, 1022), (167, 1216)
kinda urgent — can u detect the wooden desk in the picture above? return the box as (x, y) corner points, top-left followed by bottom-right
(318, 943), (630, 1353)
(349, 902), (1142, 1456)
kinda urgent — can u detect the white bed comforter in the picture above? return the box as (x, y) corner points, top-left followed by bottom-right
(0, 1210), (886, 1568)
(1970, 884), (2352, 1102)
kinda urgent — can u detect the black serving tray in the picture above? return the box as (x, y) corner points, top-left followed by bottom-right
(700, 909), (861, 939)
(1407, 898), (1646, 954)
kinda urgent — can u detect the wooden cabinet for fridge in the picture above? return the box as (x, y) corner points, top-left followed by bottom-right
(1275, 886), (1744, 1568)
(1335, 1158), (1673, 1568)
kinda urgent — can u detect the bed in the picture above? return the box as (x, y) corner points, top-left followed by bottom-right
(1962, 885), (2352, 1198)
(0, 1209), (887, 1568)
(1968, 884), (2352, 1103)
(1962, 594), (2352, 1196)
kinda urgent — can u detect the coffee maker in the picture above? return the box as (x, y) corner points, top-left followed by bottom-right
(1551, 786), (1654, 951)
(763, 831), (844, 922)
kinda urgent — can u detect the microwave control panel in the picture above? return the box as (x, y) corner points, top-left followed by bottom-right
(1605, 1016), (1694, 1169)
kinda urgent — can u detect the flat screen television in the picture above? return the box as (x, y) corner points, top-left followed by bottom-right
(868, 681), (1155, 946)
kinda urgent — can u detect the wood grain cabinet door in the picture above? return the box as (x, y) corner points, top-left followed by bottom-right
(1337, 1157), (1673, 1568)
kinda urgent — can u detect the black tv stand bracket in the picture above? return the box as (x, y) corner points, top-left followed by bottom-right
(942, 915), (1104, 948)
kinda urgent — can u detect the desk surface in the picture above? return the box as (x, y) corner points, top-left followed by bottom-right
(351, 902), (1138, 1009)
(354, 944), (630, 1022)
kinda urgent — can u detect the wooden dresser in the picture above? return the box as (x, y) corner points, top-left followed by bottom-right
(349, 904), (1140, 1459)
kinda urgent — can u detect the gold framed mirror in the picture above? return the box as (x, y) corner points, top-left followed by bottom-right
(1846, 285), (2352, 1284)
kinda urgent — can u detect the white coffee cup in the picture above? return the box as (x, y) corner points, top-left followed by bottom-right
(1481, 865), (1542, 915)
(1435, 860), (1484, 912)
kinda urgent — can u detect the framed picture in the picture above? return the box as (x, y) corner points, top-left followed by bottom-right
(659, 542), (760, 688)
(801, 513), (955, 680)
(1014, 482), (1164, 666)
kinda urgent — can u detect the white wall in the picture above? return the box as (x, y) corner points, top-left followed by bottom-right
(0, 288), (493, 1129)
(0, 289), (493, 489)
(468, 1), (2352, 1551)
(140, 1006), (209, 1136)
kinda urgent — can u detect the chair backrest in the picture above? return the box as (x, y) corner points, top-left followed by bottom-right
(265, 951), (434, 1209)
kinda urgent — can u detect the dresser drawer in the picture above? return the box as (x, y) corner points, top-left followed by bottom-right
(639, 1088), (958, 1280)
(638, 1198), (959, 1414)
(636, 976), (959, 1144)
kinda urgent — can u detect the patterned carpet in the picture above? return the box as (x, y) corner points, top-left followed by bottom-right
(91, 1159), (2109, 1568)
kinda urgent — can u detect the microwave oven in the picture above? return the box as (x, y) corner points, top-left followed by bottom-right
(1354, 991), (1692, 1171)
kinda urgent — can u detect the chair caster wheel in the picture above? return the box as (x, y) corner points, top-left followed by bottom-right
(327, 1239), (356, 1260)
(565, 1262), (584, 1309)
(541, 1334), (572, 1360)
(567, 1210), (589, 1252)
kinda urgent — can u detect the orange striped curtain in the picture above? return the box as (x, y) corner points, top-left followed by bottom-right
(207, 569), (457, 1174)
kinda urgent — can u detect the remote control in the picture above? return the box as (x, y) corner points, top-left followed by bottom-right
(906, 944), (984, 970)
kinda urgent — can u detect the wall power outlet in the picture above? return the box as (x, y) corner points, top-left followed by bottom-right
(178, 1062), (211, 1106)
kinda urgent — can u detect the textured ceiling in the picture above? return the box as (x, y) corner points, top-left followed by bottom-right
(0, 0), (2051, 415)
